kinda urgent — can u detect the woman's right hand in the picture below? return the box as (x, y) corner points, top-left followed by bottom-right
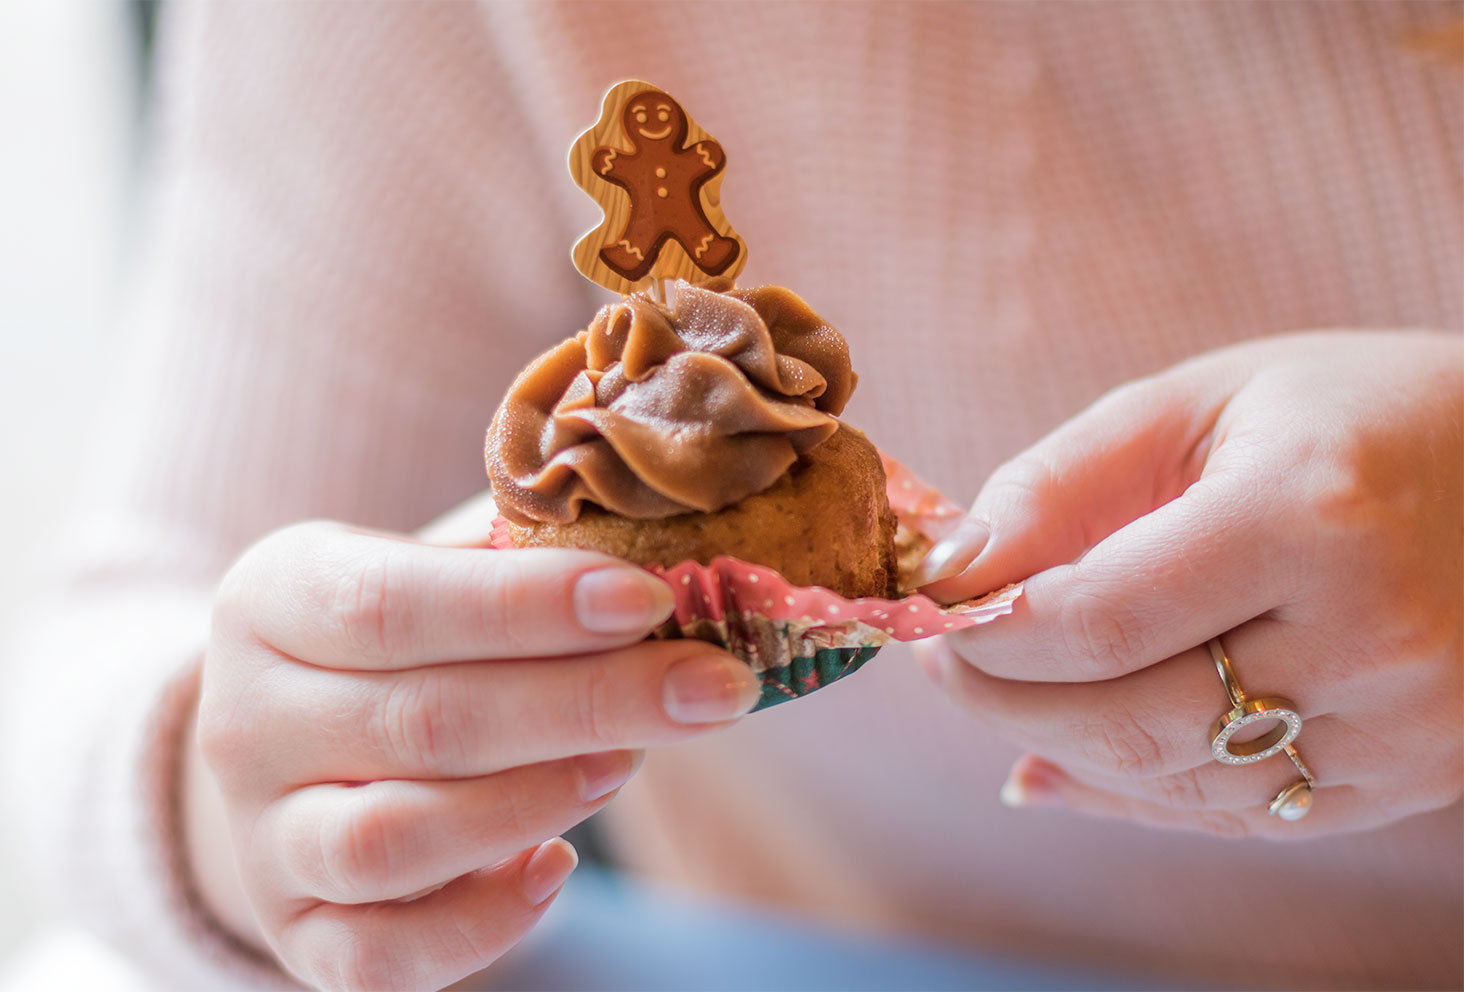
(190, 520), (760, 990)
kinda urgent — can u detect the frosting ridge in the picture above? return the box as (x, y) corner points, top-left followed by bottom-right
(487, 282), (855, 523)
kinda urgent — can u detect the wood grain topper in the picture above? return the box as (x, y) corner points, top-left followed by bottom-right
(570, 80), (747, 295)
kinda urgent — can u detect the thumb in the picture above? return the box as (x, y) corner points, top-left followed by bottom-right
(917, 372), (1226, 602)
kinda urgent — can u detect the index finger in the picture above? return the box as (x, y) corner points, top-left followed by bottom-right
(222, 522), (675, 668)
(946, 468), (1298, 682)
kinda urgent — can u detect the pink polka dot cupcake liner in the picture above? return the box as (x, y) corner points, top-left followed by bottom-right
(491, 455), (1021, 710)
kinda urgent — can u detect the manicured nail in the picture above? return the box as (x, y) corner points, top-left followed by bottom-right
(662, 654), (761, 724)
(999, 776), (1034, 808)
(911, 520), (991, 587)
(574, 749), (644, 802)
(522, 838), (578, 906)
(573, 568), (674, 634)
(1000, 759), (1063, 809)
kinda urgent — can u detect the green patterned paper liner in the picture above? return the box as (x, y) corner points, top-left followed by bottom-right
(756, 646), (881, 710)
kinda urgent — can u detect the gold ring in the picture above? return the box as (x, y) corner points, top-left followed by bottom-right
(1206, 638), (1302, 765)
(1282, 743), (1316, 787)
(1268, 779), (1314, 820)
(1267, 743), (1318, 819)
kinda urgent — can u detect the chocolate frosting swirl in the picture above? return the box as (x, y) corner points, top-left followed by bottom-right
(487, 282), (856, 523)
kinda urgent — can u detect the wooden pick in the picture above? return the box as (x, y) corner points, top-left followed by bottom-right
(569, 80), (747, 296)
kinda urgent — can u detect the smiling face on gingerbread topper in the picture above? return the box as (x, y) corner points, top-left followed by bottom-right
(569, 80), (748, 296)
(622, 90), (688, 147)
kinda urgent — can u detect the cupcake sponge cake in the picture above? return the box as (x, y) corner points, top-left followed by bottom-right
(486, 281), (896, 598)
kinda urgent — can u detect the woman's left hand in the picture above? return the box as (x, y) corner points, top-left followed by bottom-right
(913, 330), (1463, 839)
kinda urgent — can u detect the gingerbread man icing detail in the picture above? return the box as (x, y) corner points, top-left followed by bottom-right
(589, 90), (740, 282)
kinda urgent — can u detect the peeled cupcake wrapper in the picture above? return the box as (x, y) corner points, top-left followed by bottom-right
(491, 455), (1021, 711)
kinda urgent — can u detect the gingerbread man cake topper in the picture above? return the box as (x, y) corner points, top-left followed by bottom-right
(569, 80), (747, 296)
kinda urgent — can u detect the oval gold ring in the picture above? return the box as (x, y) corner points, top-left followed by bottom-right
(1206, 638), (1302, 766)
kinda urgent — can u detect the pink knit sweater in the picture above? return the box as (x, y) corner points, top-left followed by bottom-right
(4, 3), (1460, 988)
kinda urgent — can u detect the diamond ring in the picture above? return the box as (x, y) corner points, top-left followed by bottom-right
(1206, 638), (1302, 766)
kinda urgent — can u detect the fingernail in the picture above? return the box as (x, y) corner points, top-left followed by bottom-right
(662, 654), (761, 724)
(522, 838), (578, 906)
(574, 568), (674, 634)
(1000, 759), (1063, 809)
(574, 749), (644, 802)
(998, 776), (1034, 808)
(911, 520), (991, 587)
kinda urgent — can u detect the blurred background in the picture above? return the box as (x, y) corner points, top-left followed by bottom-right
(0, 0), (157, 980)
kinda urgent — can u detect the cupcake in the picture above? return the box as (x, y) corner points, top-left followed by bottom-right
(486, 279), (897, 599)
(479, 80), (1019, 709)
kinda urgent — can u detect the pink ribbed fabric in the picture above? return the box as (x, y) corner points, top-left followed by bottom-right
(1, 2), (1459, 988)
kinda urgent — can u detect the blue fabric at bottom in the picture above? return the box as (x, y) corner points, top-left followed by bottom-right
(483, 867), (1153, 991)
